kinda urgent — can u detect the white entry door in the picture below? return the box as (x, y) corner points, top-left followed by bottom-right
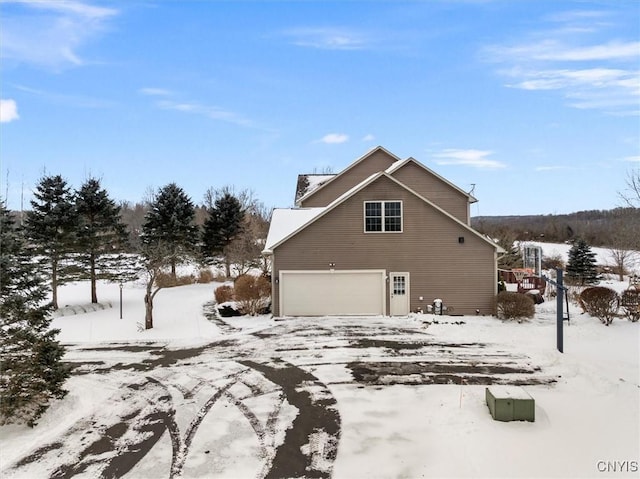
(390, 272), (410, 316)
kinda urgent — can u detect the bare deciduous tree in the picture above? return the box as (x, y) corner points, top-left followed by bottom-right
(619, 169), (640, 208)
(609, 248), (637, 281)
(140, 242), (173, 329)
(225, 208), (270, 276)
(608, 222), (639, 281)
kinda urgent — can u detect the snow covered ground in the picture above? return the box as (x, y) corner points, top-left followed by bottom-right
(523, 241), (640, 275)
(1, 268), (639, 478)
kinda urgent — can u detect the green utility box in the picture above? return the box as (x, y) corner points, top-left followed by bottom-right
(486, 386), (535, 422)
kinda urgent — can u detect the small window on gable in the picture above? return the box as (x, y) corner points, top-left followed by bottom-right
(364, 201), (402, 233)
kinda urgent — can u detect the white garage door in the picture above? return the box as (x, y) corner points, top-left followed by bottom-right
(280, 270), (386, 316)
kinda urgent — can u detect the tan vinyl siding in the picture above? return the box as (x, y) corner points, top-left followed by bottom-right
(272, 175), (497, 316)
(300, 149), (398, 207)
(390, 162), (471, 223)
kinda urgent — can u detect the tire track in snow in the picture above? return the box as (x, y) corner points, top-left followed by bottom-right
(242, 359), (341, 479)
(8, 377), (174, 479)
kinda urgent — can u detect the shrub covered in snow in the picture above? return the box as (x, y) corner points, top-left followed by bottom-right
(214, 284), (235, 304)
(579, 286), (619, 326)
(620, 288), (640, 322)
(493, 291), (535, 320)
(197, 269), (215, 283)
(234, 275), (271, 316)
(542, 253), (565, 270)
(155, 272), (196, 288)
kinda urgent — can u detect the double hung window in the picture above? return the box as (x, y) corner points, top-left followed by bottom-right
(364, 201), (402, 232)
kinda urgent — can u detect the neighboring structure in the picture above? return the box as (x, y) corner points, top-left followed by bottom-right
(263, 146), (502, 317)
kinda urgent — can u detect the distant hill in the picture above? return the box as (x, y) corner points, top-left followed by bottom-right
(472, 207), (639, 249)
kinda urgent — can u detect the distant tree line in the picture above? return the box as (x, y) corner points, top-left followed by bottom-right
(472, 207), (640, 251)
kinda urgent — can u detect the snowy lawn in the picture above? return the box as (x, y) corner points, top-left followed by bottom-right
(1, 279), (638, 478)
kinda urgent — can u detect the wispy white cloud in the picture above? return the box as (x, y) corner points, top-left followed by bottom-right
(139, 87), (172, 97)
(156, 100), (253, 127)
(0, 99), (19, 123)
(491, 40), (639, 63)
(431, 149), (506, 169)
(282, 27), (369, 50)
(21, 0), (116, 18)
(622, 155), (640, 163)
(317, 133), (349, 144)
(0, 0), (117, 70)
(11, 83), (114, 108)
(484, 9), (639, 115)
(362, 134), (375, 142)
(545, 10), (611, 23)
(535, 165), (571, 172)
(501, 66), (640, 113)
(138, 88), (253, 127)
(507, 67), (636, 90)
(9, 83), (115, 109)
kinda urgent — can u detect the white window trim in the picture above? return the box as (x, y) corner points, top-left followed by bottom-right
(363, 200), (403, 233)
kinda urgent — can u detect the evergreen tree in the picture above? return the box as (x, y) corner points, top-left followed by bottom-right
(201, 192), (244, 277)
(76, 178), (130, 303)
(496, 235), (523, 270)
(24, 175), (78, 310)
(0, 202), (70, 426)
(141, 183), (198, 280)
(566, 238), (599, 285)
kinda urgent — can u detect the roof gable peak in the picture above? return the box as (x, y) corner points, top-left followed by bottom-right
(387, 156), (478, 203)
(295, 146), (402, 206)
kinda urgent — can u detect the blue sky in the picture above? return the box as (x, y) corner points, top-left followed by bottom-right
(1, 0), (638, 216)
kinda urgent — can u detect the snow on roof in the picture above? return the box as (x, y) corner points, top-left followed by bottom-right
(295, 174), (336, 203)
(263, 207), (325, 253)
(384, 158), (409, 174)
(265, 174), (382, 254)
(295, 147), (402, 205)
(307, 174), (334, 191)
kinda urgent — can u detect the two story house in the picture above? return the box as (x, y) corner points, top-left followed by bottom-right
(263, 146), (501, 317)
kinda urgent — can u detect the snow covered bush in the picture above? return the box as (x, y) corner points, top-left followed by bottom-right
(198, 269), (215, 283)
(542, 253), (565, 270)
(155, 272), (195, 288)
(579, 287), (619, 326)
(493, 292), (535, 320)
(620, 289), (640, 322)
(234, 275), (271, 316)
(214, 284), (234, 304)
